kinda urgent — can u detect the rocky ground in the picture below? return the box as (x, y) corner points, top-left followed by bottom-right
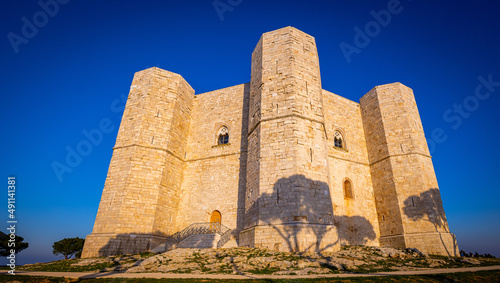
(20, 246), (499, 275)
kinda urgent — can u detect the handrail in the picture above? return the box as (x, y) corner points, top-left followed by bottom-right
(165, 222), (232, 250)
(216, 228), (232, 248)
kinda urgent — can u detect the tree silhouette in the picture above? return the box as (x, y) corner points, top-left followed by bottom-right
(403, 188), (448, 229)
(53, 237), (85, 259)
(247, 175), (376, 253)
(334, 215), (376, 246)
(0, 231), (28, 256)
(402, 188), (457, 256)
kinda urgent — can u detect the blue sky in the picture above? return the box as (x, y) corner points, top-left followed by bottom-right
(1, 0), (499, 264)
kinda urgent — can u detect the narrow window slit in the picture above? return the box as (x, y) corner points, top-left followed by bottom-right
(344, 180), (353, 199)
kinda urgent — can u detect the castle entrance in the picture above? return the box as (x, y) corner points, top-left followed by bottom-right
(209, 210), (221, 233)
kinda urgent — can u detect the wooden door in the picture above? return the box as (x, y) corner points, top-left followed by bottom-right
(210, 210), (221, 233)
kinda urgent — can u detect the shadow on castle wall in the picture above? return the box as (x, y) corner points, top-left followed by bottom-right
(245, 174), (376, 253)
(92, 176), (376, 258)
(402, 188), (458, 256)
(97, 232), (165, 257)
(334, 215), (377, 246)
(235, 83), (250, 241)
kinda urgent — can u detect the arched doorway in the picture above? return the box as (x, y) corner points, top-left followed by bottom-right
(209, 210), (221, 233)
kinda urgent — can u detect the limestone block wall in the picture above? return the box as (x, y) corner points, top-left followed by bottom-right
(366, 159), (403, 241)
(322, 90), (380, 247)
(183, 84), (249, 160)
(242, 26), (336, 252)
(83, 234), (166, 258)
(154, 73), (194, 235)
(176, 84), (249, 237)
(360, 83), (458, 256)
(359, 87), (404, 240)
(244, 124), (260, 228)
(82, 68), (194, 258)
(245, 35), (263, 228)
(323, 90), (370, 165)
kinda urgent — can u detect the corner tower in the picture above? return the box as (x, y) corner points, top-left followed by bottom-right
(360, 83), (458, 256)
(240, 27), (338, 252)
(82, 68), (194, 257)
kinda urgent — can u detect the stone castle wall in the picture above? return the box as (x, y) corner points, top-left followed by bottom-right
(322, 90), (380, 247)
(82, 27), (457, 258)
(176, 83), (249, 237)
(82, 68), (194, 257)
(360, 83), (458, 256)
(239, 27), (338, 253)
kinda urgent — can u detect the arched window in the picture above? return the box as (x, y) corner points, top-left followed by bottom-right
(217, 126), (229, 145)
(334, 130), (344, 149)
(344, 179), (353, 199)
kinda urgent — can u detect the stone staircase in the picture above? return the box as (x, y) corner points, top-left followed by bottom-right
(178, 234), (221, 248)
(151, 222), (233, 253)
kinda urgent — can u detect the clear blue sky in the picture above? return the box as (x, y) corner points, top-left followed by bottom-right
(1, 0), (499, 264)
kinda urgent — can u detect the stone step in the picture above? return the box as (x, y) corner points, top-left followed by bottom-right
(178, 234), (221, 249)
(221, 238), (238, 248)
(150, 243), (166, 253)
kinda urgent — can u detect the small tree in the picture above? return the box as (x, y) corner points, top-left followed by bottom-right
(0, 231), (29, 256)
(52, 237), (85, 259)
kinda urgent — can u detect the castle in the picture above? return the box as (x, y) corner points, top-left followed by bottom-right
(82, 27), (458, 258)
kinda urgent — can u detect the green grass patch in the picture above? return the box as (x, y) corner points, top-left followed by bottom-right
(247, 267), (281, 274)
(170, 268), (193, 273)
(139, 252), (155, 258)
(17, 258), (119, 272)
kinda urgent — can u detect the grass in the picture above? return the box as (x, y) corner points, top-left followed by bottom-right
(168, 268), (192, 274)
(247, 267), (281, 274)
(1, 270), (500, 282)
(138, 252), (155, 258)
(17, 258), (119, 272)
(476, 257), (500, 266)
(245, 248), (275, 259)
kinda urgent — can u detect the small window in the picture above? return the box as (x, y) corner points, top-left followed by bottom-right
(217, 126), (229, 145)
(334, 130), (344, 149)
(344, 179), (353, 199)
(218, 133), (229, 145)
